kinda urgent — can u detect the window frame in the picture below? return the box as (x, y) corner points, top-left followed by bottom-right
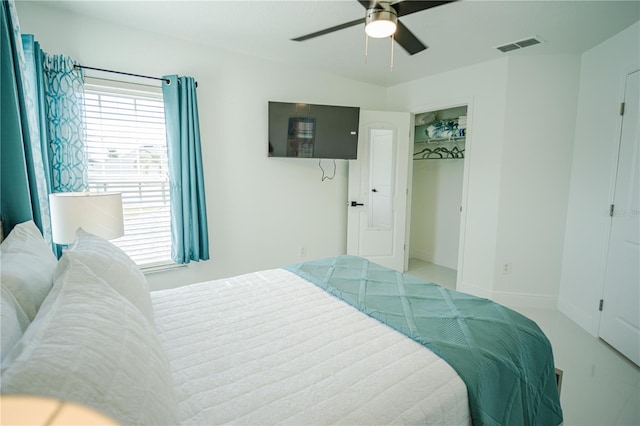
(83, 77), (178, 272)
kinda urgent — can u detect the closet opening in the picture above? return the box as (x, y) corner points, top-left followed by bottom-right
(409, 105), (467, 290)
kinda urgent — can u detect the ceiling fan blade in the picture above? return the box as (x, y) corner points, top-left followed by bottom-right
(394, 20), (427, 55)
(292, 17), (365, 42)
(357, 0), (381, 10)
(392, 0), (456, 18)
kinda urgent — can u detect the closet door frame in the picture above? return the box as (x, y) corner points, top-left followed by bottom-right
(406, 98), (474, 287)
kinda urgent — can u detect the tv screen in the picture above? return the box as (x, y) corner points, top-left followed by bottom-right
(268, 101), (360, 159)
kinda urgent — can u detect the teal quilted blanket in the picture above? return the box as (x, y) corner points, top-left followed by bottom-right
(285, 256), (563, 426)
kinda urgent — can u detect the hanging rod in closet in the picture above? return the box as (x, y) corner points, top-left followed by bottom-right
(413, 145), (465, 160)
(73, 64), (198, 87)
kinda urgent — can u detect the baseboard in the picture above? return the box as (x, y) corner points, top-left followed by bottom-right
(491, 290), (558, 310)
(458, 281), (558, 310)
(457, 281), (492, 299)
(409, 250), (431, 263)
(409, 251), (457, 270)
(557, 298), (600, 337)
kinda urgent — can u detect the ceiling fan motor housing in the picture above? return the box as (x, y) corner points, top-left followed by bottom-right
(365, 4), (398, 38)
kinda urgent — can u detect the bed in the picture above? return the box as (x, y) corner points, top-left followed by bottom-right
(0, 221), (563, 425)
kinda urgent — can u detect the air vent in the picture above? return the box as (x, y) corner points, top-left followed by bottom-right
(497, 43), (519, 53)
(496, 36), (543, 53)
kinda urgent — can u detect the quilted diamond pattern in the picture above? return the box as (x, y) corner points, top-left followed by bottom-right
(286, 255), (563, 426)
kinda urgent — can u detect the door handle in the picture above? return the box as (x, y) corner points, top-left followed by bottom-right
(371, 188), (378, 192)
(350, 201), (364, 207)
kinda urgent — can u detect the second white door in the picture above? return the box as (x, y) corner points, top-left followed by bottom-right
(599, 69), (640, 366)
(347, 110), (411, 271)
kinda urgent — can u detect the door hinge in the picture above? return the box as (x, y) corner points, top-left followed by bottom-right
(609, 204), (615, 217)
(599, 299), (604, 311)
(620, 102), (625, 116)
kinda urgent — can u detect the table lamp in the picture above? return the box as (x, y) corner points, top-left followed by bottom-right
(49, 192), (124, 245)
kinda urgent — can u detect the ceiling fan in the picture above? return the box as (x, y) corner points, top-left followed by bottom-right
(292, 1), (456, 55)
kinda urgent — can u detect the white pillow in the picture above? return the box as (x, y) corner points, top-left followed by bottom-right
(1, 258), (180, 426)
(0, 220), (57, 320)
(56, 228), (155, 325)
(1, 286), (30, 363)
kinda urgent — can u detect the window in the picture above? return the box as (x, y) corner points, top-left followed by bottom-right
(84, 79), (172, 267)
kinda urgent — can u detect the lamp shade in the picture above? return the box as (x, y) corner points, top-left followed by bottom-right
(49, 192), (124, 244)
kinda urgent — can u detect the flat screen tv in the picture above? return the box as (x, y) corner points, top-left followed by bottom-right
(268, 101), (360, 159)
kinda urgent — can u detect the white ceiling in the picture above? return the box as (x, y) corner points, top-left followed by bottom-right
(38, 0), (640, 87)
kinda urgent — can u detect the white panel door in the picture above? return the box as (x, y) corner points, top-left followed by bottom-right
(599, 70), (640, 366)
(347, 110), (411, 271)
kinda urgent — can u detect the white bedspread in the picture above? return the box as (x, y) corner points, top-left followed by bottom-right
(151, 268), (470, 425)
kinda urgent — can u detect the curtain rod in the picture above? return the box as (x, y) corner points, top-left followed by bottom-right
(74, 64), (169, 84)
(73, 64), (198, 87)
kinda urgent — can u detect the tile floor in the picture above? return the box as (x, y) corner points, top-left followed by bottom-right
(406, 258), (640, 426)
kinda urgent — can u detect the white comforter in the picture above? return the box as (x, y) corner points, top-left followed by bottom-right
(151, 268), (470, 425)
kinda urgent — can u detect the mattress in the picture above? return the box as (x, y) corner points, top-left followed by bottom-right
(151, 268), (471, 425)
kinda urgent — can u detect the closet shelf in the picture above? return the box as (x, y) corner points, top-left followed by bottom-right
(415, 136), (466, 144)
(413, 110), (467, 160)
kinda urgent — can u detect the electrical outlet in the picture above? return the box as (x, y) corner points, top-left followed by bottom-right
(502, 263), (512, 274)
(299, 246), (307, 258)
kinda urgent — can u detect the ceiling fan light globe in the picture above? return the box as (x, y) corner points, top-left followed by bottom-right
(365, 9), (397, 38)
(366, 20), (397, 38)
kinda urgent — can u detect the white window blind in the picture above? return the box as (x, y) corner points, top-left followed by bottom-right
(84, 79), (172, 267)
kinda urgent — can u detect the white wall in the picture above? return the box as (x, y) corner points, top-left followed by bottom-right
(15, 2), (388, 290)
(389, 54), (581, 308)
(387, 59), (509, 296)
(493, 54), (580, 308)
(559, 21), (640, 335)
(410, 159), (464, 269)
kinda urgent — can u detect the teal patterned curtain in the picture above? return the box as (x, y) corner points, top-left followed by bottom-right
(20, 34), (54, 241)
(0, 1), (50, 240)
(42, 55), (87, 192)
(162, 75), (210, 264)
(0, 0), (86, 243)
